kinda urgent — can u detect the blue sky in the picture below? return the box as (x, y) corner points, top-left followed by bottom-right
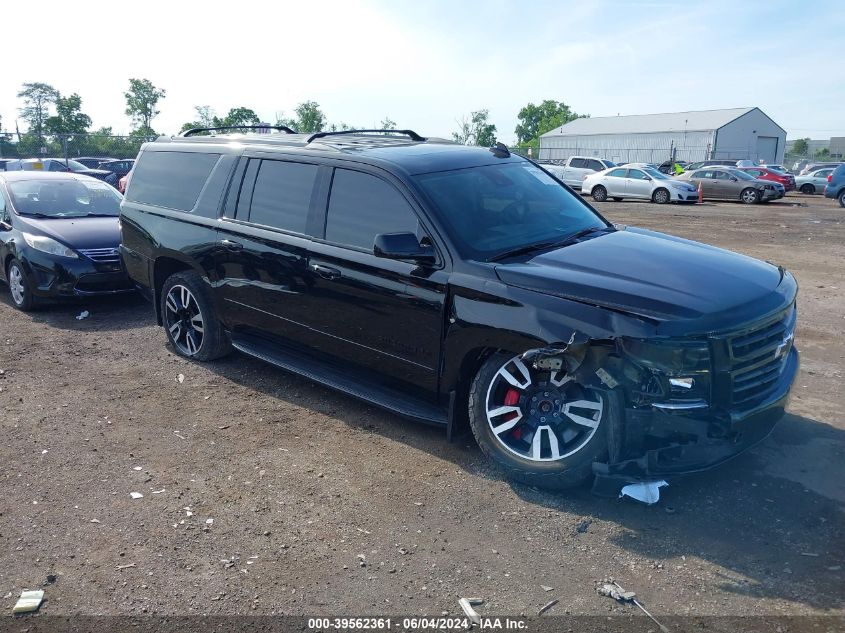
(2, 0), (843, 142)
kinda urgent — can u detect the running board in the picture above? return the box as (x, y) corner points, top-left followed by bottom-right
(231, 334), (448, 426)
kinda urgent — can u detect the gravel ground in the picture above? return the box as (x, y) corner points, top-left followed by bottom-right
(0, 193), (842, 621)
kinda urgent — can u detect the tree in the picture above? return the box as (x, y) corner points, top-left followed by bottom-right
(816, 147), (830, 159)
(124, 78), (166, 134)
(380, 116), (396, 130)
(17, 82), (59, 138)
(791, 138), (809, 155)
(277, 101), (326, 134)
(44, 93), (92, 136)
(452, 109), (497, 147)
(218, 107), (260, 128)
(515, 100), (585, 148)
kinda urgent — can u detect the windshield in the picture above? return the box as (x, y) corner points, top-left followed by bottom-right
(414, 162), (607, 261)
(727, 169), (756, 181)
(8, 178), (122, 217)
(642, 167), (669, 180)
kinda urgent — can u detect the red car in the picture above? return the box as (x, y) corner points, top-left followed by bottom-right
(739, 166), (796, 192)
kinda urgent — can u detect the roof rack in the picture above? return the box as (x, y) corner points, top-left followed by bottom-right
(306, 129), (426, 143)
(181, 125), (296, 137)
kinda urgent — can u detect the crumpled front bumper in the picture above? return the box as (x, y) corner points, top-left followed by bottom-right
(592, 346), (798, 496)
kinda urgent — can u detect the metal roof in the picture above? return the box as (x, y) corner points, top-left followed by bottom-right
(541, 107), (757, 137)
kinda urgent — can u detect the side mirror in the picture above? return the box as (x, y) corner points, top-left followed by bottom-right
(644, 176), (652, 181)
(374, 232), (435, 263)
(731, 177), (738, 182)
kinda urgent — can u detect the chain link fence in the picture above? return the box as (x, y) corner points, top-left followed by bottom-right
(0, 132), (155, 162)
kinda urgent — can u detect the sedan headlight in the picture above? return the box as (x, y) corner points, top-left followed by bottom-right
(22, 233), (79, 259)
(619, 338), (710, 375)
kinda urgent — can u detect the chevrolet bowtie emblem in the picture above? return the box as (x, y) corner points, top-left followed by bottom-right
(775, 332), (794, 359)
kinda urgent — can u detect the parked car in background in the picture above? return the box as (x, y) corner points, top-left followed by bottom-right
(799, 162), (842, 176)
(0, 172), (133, 310)
(119, 129), (798, 492)
(3, 158), (113, 183)
(657, 160), (687, 175)
(583, 165), (699, 204)
(541, 155), (616, 189)
(76, 156), (118, 169)
(738, 166), (796, 191)
(0, 159), (16, 171)
(118, 170), (132, 194)
(823, 164), (845, 207)
(761, 164), (788, 173)
(97, 159), (134, 181)
(676, 168), (783, 203)
(795, 167), (836, 194)
(685, 159), (741, 170)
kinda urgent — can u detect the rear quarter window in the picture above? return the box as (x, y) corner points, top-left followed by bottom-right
(568, 158), (586, 169)
(126, 151), (220, 212)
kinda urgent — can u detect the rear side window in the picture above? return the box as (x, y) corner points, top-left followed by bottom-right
(248, 160), (318, 233)
(607, 168), (626, 177)
(569, 158), (586, 168)
(127, 151), (220, 211)
(325, 169), (419, 251)
(585, 159), (604, 171)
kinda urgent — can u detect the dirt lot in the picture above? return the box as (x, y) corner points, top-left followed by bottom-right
(0, 193), (843, 623)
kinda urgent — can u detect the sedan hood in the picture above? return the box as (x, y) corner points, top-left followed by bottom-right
(20, 216), (121, 251)
(494, 227), (794, 334)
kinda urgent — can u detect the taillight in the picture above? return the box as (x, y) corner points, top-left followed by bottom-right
(829, 175), (833, 182)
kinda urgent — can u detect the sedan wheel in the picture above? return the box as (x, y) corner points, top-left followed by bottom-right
(800, 184), (814, 195)
(468, 353), (614, 489)
(652, 188), (670, 204)
(591, 185), (608, 202)
(741, 188), (759, 204)
(7, 259), (35, 311)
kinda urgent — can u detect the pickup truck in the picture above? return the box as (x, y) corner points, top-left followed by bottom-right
(540, 156), (616, 189)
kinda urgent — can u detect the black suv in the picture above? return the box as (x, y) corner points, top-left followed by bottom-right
(120, 129), (799, 493)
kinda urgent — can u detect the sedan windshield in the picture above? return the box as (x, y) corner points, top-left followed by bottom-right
(642, 167), (670, 180)
(414, 162), (607, 261)
(9, 179), (122, 217)
(727, 169), (756, 181)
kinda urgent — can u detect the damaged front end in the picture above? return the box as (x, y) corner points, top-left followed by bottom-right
(522, 304), (799, 497)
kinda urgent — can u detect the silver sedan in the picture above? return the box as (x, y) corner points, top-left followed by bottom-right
(795, 167), (835, 195)
(581, 166), (699, 204)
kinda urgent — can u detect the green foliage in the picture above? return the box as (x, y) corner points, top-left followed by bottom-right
(453, 109), (497, 147)
(44, 94), (91, 136)
(791, 138), (809, 155)
(124, 78), (166, 134)
(17, 82), (60, 138)
(380, 117), (396, 130)
(816, 147), (830, 159)
(515, 100), (586, 148)
(180, 106), (262, 134)
(277, 101), (327, 134)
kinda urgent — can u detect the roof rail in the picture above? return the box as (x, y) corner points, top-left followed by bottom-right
(181, 125), (296, 137)
(306, 129), (426, 143)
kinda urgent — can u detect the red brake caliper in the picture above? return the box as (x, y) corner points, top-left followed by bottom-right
(504, 388), (522, 438)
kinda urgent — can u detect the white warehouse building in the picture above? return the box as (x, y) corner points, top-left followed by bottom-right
(539, 107), (786, 165)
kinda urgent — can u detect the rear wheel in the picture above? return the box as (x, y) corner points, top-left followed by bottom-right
(740, 188), (759, 204)
(652, 188), (670, 204)
(7, 259), (35, 311)
(839, 190), (845, 208)
(612, 197), (623, 202)
(591, 185), (608, 202)
(468, 353), (614, 490)
(161, 271), (231, 361)
(800, 183), (814, 195)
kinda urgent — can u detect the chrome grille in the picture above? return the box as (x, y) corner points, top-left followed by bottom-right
(728, 307), (795, 407)
(79, 247), (121, 264)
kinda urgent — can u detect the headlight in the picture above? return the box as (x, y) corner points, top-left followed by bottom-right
(619, 338), (710, 375)
(22, 233), (78, 258)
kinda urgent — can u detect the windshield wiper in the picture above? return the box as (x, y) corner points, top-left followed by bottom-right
(554, 225), (612, 246)
(84, 213), (119, 217)
(488, 240), (560, 262)
(19, 212), (51, 218)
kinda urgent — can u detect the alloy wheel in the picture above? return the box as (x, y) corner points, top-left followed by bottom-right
(164, 284), (205, 356)
(741, 188), (758, 204)
(653, 189), (670, 204)
(9, 265), (25, 306)
(484, 355), (603, 462)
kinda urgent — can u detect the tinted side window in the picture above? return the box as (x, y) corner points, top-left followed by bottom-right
(585, 159), (604, 171)
(248, 160), (318, 233)
(569, 158), (586, 168)
(607, 168), (626, 178)
(326, 169), (419, 251)
(127, 151), (220, 212)
(627, 169), (648, 180)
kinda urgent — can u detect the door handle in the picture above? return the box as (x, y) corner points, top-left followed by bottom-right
(220, 239), (243, 251)
(310, 263), (341, 280)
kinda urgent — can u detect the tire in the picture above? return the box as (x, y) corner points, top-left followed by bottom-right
(591, 185), (608, 202)
(467, 352), (617, 490)
(740, 188), (759, 204)
(839, 190), (845, 208)
(6, 258), (35, 311)
(612, 197), (623, 202)
(800, 184), (814, 195)
(160, 270), (231, 361)
(652, 188), (670, 204)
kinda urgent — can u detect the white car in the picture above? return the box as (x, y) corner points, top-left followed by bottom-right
(582, 165), (699, 204)
(540, 156), (616, 189)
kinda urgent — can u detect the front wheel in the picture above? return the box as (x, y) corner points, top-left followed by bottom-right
(740, 188), (759, 204)
(467, 353), (615, 490)
(160, 271), (231, 361)
(652, 188), (670, 204)
(591, 185), (608, 202)
(7, 259), (35, 311)
(839, 190), (845, 208)
(800, 184), (814, 195)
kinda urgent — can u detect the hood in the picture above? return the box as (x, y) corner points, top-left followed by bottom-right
(494, 227), (794, 333)
(19, 215), (121, 250)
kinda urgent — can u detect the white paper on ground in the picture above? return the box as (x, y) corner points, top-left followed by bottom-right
(13, 589), (44, 613)
(619, 480), (668, 505)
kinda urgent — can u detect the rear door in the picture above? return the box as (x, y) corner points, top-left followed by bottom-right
(814, 169), (833, 188)
(305, 166), (448, 396)
(603, 168), (628, 196)
(564, 158), (587, 187)
(692, 170), (719, 198)
(215, 156), (324, 347)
